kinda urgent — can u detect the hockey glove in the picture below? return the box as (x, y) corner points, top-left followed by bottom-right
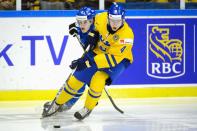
(85, 30), (99, 51)
(69, 59), (80, 70)
(105, 78), (112, 86)
(69, 22), (78, 37)
(70, 57), (92, 71)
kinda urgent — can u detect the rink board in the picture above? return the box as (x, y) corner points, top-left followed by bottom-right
(0, 86), (197, 101)
(0, 10), (197, 100)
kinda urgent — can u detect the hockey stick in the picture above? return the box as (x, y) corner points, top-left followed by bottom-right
(104, 88), (124, 114)
(76, 35), (124, 114)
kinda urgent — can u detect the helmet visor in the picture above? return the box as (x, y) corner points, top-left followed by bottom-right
(76, 15), (88, 21)
(108, 14), (123, 25)
(108, 14), (122, 20)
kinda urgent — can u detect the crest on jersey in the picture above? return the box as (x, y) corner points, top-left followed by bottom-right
(147, 24), (185, 79)
(113, 34), (119, 41)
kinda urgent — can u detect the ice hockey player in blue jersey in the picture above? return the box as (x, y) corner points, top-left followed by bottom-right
(60, 6), (97, 111)
(42, 6), (98, 115)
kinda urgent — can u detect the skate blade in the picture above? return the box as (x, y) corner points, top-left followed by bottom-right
(41, 107), (61, 119)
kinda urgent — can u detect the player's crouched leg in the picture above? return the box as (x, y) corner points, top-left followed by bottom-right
(56, 75), (85, 105)
(42, 75), (85, 117)
(74, 88), (101, 120)
(58, 85), (85, 112)
(42, 100), (62, 118)
(74, 71), (109, 120)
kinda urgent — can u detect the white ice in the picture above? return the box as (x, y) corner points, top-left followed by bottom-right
(0, 97), (197, 131)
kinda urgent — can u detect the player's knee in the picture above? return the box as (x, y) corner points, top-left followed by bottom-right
(90, 71), (109, 90)
(67, 75), (84, 91)
(63, 75), (85, 97)
(95, 71), (109, 81)
(63, 82), (78, 96)
(88, 88), (102, 98)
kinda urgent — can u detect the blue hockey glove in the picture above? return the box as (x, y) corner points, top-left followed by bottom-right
(85, 30), (99, 51)
(76, 60), (90, 71)
(69, 57), (92, 71)
(69, 59), (80, 69)
(69, 22), (78, 37)
(105, 78), (112, 86)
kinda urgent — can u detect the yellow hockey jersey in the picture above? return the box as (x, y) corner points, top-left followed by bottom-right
(93, 12), (134, 69)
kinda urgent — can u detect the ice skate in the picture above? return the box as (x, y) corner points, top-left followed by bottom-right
(74, 107), (92, 120)
(58, 102), (73, 112)
(42, 101), (62, 118)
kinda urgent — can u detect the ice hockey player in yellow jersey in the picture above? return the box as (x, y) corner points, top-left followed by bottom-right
(42, 3), (134, 120)
(73, 3), (134, 120)
(93, 8), (134, 68)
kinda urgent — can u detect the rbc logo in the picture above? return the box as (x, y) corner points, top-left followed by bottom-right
(147, 24), (185, 79)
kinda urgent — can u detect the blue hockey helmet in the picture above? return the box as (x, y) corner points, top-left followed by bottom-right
(76, 7), (96, 21)
(108, 3), (125, 20)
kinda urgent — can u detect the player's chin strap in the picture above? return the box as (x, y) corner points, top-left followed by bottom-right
(76, 35), (124, 114)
